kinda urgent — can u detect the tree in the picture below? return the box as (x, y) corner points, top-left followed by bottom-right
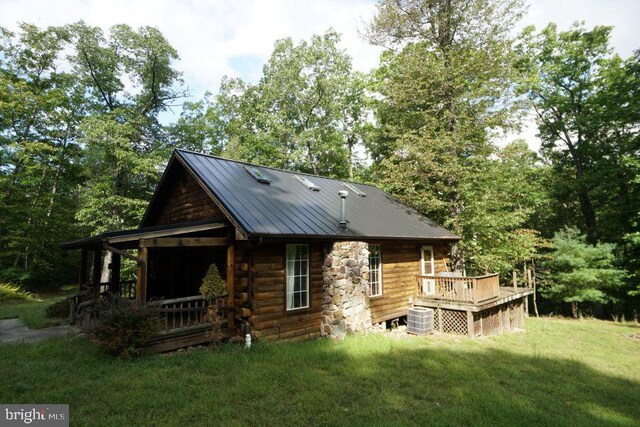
(67, 22), (185, 233)
(366, 0), (527, 270)
(460, 141), (550, 275)
(517, 23), (639, 245)
(0, 22), (185, 289)
(0, 23), (84, 288)
(541, 227), (626, 317)
(175, 30), (368, 179)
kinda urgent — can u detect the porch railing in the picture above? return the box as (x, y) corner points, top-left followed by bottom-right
(152, 295), (211, 333)
(415, 273), (500, 304)
(96, 280), (136, 299)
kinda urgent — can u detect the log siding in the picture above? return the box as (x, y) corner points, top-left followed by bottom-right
(144, 163), (223, 227)
(245, 240), (450, 341)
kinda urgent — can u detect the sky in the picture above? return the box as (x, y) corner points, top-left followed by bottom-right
(1, 0), (638, 151)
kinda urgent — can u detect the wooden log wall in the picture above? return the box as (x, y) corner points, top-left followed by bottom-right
(369, 242), (450, 324)
(247, 242), (324, 342)
(242, 240), (451, 342)
(233, 242), (251, 323)
(143, 162), (223, 227)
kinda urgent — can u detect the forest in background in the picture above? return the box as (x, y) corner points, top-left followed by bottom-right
(1, 0), (638, 318)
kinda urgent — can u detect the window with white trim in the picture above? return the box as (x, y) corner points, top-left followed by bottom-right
(369, 244), (382, 297)
(286, 244), (309, 310)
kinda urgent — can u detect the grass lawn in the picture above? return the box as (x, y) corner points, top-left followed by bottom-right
(0, 285), (76, 329)
(0, 302), (638, 426)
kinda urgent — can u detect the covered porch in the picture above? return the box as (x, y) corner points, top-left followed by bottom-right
(61, 219), (240, 351)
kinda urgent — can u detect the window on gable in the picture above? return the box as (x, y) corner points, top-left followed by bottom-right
(286, 244), (309, 310)
(369, 244), (382, 297)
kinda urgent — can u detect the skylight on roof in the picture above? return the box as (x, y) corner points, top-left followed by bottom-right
(294, 175), (320, 191)
(343, 183), (366, 197)
(244, 166), (271, 184)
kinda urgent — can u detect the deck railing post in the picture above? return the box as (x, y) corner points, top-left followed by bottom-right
(472, 278), (478, 305)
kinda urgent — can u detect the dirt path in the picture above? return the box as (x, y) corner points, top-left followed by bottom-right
(0, 318), (75, 344)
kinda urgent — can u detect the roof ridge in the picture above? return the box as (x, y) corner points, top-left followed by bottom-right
(174, 148), (379, 189)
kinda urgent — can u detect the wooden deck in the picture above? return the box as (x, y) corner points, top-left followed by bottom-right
(414, 286), (534, 312)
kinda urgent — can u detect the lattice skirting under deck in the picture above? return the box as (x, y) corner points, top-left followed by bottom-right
(432, 299), (526, 337)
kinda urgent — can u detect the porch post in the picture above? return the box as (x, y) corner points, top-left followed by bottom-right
(92, 249), (102, 290)
(467, 310), (474, 338)
(226, 244), (235, 329)
(136, 245), (148, 303)
(111, 252), (121, 295)
(79, 249), (88, 288)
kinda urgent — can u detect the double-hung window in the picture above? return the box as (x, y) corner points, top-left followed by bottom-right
(286, 244), (309, 310)
(369, 244), (382, 297)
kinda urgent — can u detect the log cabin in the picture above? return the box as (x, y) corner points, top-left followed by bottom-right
(62, 149), (533, 350)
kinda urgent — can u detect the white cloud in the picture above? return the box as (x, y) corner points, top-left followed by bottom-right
(1, 0), (637, 152)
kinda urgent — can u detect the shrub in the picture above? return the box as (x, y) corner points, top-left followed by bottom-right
(46, 299), (71, 319)
(0, 283), (34, 303)
(86, 296), (160, 360)
(199, 263), (226, 300)
(199, 264), (226, 346)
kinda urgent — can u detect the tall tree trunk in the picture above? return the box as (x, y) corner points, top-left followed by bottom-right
(347, 137), (355, 179)
(571, 301), (579, 319)
(564, 132), (598, 244)
(532, 258), (539, 317)
(46, 132), (70, 221)
(576, 184), (598, 245)
(100, 251), (112, 284)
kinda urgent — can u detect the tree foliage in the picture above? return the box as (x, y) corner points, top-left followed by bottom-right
(518, 23), (639, 306)
(67, 22), (184, 233)
(171, 30), (369, 178)
(517, 23), (639, 245)
(0, 22), (183, 289)
(0, 23), (84, 287)
(540, 228), (626, 317)
(367, 0), (529, 270)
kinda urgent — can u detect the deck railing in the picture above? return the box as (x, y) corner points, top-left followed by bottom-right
(415, 273), (500, 304)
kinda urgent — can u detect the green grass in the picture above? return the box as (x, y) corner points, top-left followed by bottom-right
(0, 309), (639, 426)
(0, 285), (76, 329)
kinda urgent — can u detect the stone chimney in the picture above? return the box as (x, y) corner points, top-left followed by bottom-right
(321, 241), (372, 339)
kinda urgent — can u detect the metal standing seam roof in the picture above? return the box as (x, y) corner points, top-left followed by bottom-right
(175, 149), (460, 241)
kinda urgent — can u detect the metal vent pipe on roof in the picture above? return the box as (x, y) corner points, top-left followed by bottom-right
(338, 190), (348, 230)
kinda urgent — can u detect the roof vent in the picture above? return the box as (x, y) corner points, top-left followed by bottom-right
(245, 166), (271, 184)
(343, 182), (366, 197)
(338, 190), (348, 230)
(294, 175), (320, 191)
